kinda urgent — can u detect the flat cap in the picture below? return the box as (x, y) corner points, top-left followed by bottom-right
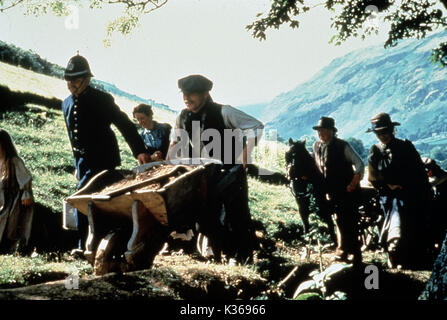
(178, 74), (213, 94)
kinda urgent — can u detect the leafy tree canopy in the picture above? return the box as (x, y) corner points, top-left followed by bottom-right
(2, 0), (447, 64)
(0, 0), (168, 45)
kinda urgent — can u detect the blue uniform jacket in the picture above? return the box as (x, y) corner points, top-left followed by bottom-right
(62, 86), (147, 187)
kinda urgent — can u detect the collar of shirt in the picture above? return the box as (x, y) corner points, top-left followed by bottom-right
(142, 121), (161, 134)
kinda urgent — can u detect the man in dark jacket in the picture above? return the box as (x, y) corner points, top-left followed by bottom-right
(167, 74), (264, 263)
(367, 113), (432, 268)
(312, 117), (365, 265)
(62, 54), (150, 253)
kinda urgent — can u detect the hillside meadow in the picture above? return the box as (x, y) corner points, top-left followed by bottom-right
(0, 64), (434, 300)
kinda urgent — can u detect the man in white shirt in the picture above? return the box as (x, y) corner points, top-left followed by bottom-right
(167, 74), (264, 263)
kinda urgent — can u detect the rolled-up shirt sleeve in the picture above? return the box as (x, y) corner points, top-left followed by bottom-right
(344, 143), (365, 179)
(221, 105), (264, 142)
(171, 114), (184, 143)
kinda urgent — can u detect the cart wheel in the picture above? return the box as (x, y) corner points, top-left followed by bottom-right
(94, 231), (128, 275)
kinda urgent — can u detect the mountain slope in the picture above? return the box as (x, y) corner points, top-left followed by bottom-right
(265, 31), (447, 149)
(237, 102), (270, 122)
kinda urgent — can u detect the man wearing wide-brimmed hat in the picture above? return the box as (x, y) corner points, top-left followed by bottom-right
(367, 112), (432, 268)
(312, 116), (364, 265)
(62, 54), (151, 255)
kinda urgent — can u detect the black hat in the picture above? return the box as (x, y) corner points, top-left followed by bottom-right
(312, 117), (338, 132)
(64, 54), (94, 81)
(178, 75), (213, 94)
(366, 112), (400, 133)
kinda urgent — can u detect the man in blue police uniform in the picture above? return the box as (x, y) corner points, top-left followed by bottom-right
(62, 54), (151, 254)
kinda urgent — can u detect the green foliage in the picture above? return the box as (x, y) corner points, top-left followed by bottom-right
(248, 177), (303, 243)
(346, 136), (367, 163)
(246, 0), (309, 41)
(0, 105), (77, 212)
(430, 146), (447, 161)
(295, 292), (323, 300)
(0, 253), (92, 289)
(0, 0), (168, 45)
(5, 0), (447, 64)
(252, 140), (289, 175)
(293, 262), (352, 299)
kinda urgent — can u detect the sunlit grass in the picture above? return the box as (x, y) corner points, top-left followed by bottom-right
(0, 253), (93, 288)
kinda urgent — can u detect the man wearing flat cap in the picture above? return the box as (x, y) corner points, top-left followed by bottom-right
(62, 54), (151, 255)
(312, 116), (364, 265)
(367, 112), (432, 268)
(168, 74), (264, 263)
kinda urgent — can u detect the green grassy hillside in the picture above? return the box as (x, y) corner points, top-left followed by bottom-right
(0, 64), (433, 301)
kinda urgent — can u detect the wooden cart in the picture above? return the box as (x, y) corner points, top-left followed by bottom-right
(64, 158), (222, 275)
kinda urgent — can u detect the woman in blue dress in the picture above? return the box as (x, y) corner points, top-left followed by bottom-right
(133, 104), (172, 161)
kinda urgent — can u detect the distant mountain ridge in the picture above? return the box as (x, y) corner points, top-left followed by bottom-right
(264, 31), (447, 151)
(237, 102), (269, 122)
(92, 79), (173, 112)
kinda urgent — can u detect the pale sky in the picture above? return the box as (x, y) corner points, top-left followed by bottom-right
(0, 0), (388, 110)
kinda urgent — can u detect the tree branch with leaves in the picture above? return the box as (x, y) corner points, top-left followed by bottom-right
(3, 0), (447, 64)
(247, 0), (447, 65)
(0, 0), (168, 46)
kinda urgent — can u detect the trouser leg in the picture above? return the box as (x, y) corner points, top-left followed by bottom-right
(315, 190), (337, 243)
(291, 180), (311, 234)
(296, 196), (310, 234)
(333, 192), (361, 261)
(75, 168), (102, 250)
(222, 166), (257, 262)
(75, 209), (89, 250)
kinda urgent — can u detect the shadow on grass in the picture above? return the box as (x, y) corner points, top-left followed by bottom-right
(27, 202), (78, 254)
(0, 85), (61, 111)
(272, 222), (304, 245)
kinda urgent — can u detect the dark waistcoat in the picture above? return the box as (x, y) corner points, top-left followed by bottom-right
(179, 101), (240, 165)
(319, 138), (354, 193)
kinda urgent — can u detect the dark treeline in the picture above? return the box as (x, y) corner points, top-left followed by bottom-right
(0, 40), (173, 112)
(0, 40), (65, 79)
